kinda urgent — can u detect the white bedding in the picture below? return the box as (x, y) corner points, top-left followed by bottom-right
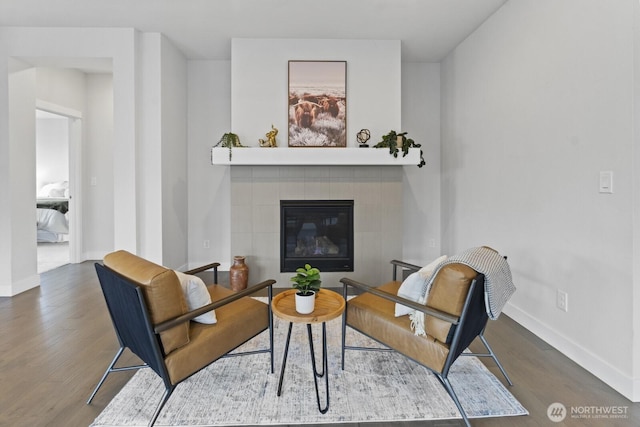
(37, 208), (69, 242)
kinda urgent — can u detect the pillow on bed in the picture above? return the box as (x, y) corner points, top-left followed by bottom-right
(174, 271), (217, 324)
(395, 255), (447, 317)
(38, 181), (69, 198)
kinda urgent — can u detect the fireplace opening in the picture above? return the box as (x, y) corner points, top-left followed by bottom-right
(280, 200), (354, 272)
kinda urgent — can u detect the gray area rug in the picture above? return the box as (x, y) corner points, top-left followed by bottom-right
(91, 303), (528, 426)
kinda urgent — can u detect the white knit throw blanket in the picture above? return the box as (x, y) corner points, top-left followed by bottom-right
(410, 247), (516, 336)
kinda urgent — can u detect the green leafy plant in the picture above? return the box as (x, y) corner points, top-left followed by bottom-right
(214, 132), (245, 160)
(290, 264), (321, 296)
(373, 130), (425, 168)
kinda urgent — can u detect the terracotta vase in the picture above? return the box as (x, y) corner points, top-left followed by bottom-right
(229, 256), (249, 292)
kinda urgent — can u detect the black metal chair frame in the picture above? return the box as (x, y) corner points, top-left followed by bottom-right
(87, 261), (275, 427)
(341, 260), (512, 427)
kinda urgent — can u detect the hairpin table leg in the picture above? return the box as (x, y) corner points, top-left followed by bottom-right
(307, 322), (330, 413)
(277, 322), (331, 413)
(276, 322), (293, 397)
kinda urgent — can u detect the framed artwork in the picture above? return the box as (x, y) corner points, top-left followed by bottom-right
(288, 60), (347, 147)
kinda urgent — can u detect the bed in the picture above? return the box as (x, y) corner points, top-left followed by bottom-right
(36, 181), (69, 243)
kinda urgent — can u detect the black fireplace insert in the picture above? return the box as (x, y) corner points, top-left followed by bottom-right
(280, 200), (354, 272)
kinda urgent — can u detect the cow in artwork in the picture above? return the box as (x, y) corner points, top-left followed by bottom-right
(321, 97), (340, 117)
(294, 101), (322, 128)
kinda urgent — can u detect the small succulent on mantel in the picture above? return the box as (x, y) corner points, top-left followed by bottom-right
(214, 132), (245, 160)
(373, 130), (426, 168)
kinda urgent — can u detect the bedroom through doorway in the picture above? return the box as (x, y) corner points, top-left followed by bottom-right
(36, 109), (73, 273)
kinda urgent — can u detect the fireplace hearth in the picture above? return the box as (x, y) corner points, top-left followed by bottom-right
(280, 200), (354, 272)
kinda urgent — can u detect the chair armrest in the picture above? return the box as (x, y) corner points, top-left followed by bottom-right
(184, 262), (220, 283)
(390, 259), (421, 280)
(340, 277), (459, 325)
(184, 262), (220, 275)
(154, 279), (276, 333)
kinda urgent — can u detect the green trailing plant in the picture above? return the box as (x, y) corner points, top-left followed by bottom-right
(290, 263), (321, 296)
(373, 130), (426, 168)
(214, 132), (245, 160)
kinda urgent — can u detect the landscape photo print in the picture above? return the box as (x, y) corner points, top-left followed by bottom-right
(288, 60), (346, 147)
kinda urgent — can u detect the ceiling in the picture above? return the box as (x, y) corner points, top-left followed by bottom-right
(1, 0), (507, 69)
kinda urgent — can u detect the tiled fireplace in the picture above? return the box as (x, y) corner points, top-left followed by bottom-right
(230, 165), (404, 287)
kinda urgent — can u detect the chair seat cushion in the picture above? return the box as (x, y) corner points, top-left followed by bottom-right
(164, 285), (270, 384)
(347, 281), (449, 373)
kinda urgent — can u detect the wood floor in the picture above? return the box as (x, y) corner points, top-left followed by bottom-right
(1, 261), (638, 427)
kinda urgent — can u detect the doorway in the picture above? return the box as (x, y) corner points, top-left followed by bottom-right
(35, 108), (81, 273)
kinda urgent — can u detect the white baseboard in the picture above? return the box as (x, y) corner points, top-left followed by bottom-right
(503, 303), (638, 402)
(0, 273), (40, 296)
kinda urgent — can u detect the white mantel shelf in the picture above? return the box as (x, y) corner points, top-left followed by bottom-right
(210, 147), (421, 166)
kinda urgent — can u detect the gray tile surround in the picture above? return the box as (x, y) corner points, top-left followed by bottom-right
(230, 165), (404, 288)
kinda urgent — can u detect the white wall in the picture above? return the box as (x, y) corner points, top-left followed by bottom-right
(84, 73), (114, 259)
(160, 35), (188, 269)
(0, 53), (11, 295)
(135, 33), (189, 268)
(137, 33), (164, 262)
(36, 67), (85, 112)
(231, 38), (401, 146)
(36, 116), (68, 192)
(633, 0), (640, 403)
(441, 0), (638, 400)
(401, 63), (442, 265)
(187, 60), (232, 268)
(4, 60), (38, 295)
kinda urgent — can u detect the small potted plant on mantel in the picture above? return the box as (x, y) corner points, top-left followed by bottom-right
(213, 132), (245, 161)
(373, 130), (426, 168)
(290, 263), (322, 314)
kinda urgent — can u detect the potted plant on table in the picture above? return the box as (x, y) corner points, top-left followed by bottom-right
(290, 263), (322, 314)
(373, 130), (426, 168)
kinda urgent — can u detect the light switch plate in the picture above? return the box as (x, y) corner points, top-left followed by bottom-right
(599, 171), (613, 193)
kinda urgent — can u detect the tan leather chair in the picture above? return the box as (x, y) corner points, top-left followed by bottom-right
(341, 259), (512, 427)
(87, 250), (275, 427)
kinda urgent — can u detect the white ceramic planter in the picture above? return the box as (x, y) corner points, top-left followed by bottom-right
(295, 291), (316, 314)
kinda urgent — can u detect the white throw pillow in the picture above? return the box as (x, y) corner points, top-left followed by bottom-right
(394, 255), (447, 317)
(174, 271), (217, 324)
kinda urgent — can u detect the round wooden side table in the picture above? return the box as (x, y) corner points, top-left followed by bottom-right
(271, 288), (345, 414)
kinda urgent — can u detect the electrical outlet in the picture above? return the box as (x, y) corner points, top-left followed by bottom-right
(203, 240), (210, 249)
(557, 290), (568, 312)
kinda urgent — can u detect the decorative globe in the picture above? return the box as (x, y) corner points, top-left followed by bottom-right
(357, 129), (371, 144)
